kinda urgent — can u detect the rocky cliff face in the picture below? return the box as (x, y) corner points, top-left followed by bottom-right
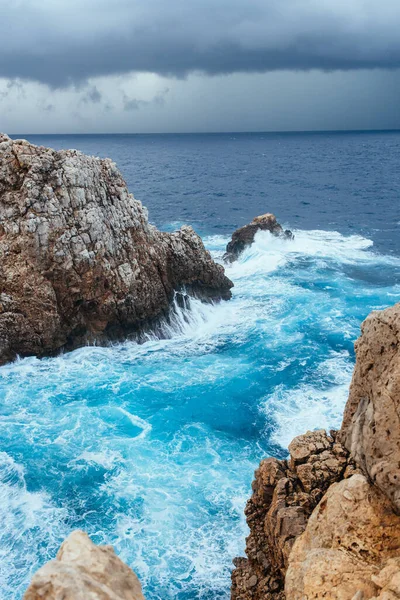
(286, 474), (400, 599)
(0, 134), (232, 364)
(232, 302), (400, 600)
(23, 530), (145, 600)
(231, 430), (356, 600)
(340, 302), (400, 513)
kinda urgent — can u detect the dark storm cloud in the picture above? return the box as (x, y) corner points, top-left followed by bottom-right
(1, 0), (400, 87)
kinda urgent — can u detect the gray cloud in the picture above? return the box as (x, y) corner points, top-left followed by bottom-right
(0, 79), (25, 100)
(83, 86), (102, 104)
(123, 96), (141, 111)
(123, 88), (170, 111)
(1, 0), (400, 87)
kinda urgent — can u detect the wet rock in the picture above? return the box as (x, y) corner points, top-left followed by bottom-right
(0, 133), (233, 364)
(23, 530), (145, 600)
(340, 302), (400, 512)
(285, 474), (400, 600)
(224, 214), (293, 262)
(231, 430), (354, 600)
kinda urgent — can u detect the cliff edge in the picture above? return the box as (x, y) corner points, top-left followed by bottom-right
(0, 134), (233, 364)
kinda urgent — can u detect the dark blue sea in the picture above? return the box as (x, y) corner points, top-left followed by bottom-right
(2, 131), (400, 599)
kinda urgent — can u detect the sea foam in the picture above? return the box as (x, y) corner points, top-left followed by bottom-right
(0, 228), (399, 599)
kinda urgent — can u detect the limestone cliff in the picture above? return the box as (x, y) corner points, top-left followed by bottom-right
(231, 430), (356, 600)
(340, 302), (400, 513)
(232, 302), (400, 600)
(0, 133), (233, 364)
(286, 474), (400, 599)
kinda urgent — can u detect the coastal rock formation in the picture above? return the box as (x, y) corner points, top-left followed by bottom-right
(0, 133), (233, 364)
(23, 530), (145, 600)
(223, 214), (293, 262)
(341, 302), (400, 512)
(285, 474), (400, 600)
(231, 430), (355, 600)
(233, 301), (400, 600)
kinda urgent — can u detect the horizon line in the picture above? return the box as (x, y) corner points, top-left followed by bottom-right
(8, 127), (400, 137)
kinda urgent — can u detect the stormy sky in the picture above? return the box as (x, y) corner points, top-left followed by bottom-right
(1, 0), (400, 133)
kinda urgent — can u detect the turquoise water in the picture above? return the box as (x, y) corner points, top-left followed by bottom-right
(1, 227), (399, 599)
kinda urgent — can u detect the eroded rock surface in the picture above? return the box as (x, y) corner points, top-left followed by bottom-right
(231, 430), (355, 600)
(23, 530), (145, 600)
(0, 133), (233, 364)
(285, 474), (400, 600)
(340, 302), (400, 512)
(233, 300), (400, 600)
(224, 214), (293, 263)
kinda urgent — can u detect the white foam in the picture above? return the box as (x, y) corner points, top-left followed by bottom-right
(117, 407), (152, 440)
(264, 352), (354, 449)
(0, 452), (69, 598)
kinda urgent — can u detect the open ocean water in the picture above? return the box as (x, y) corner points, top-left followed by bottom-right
(1, 131), (400, 599)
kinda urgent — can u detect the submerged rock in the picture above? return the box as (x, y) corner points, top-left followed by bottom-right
(23, 530), (145, 600)
(341, 301), (400, 512)
(224, 214), (293, 262)
(0, 133), (233, 364)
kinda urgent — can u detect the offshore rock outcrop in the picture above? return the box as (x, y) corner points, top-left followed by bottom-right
(23, 530), (145, 600)
(224, 214), (293, 263)
(232, 302), (400, 600)
(0, 133), (233, 364)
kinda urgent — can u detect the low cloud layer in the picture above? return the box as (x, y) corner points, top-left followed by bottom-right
(1, 0), (400, 87)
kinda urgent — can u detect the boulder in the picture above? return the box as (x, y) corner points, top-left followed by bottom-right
(340, 302), (400, 513)
(224, 214), (293, 262)
(23, 530), (145, 600)
(0, 134), (233, 364)
(285, 474), (400, 600)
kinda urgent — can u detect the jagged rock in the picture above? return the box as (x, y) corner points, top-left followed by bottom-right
(231, 430), (355, 600)
(285, 474), (400, 600)
(23, 530), (145, 600)
(233, 301), (400, 600)
(0, 133), (233, 364)
(340, 302), (400, 513)
(223, 214), (293, 262)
